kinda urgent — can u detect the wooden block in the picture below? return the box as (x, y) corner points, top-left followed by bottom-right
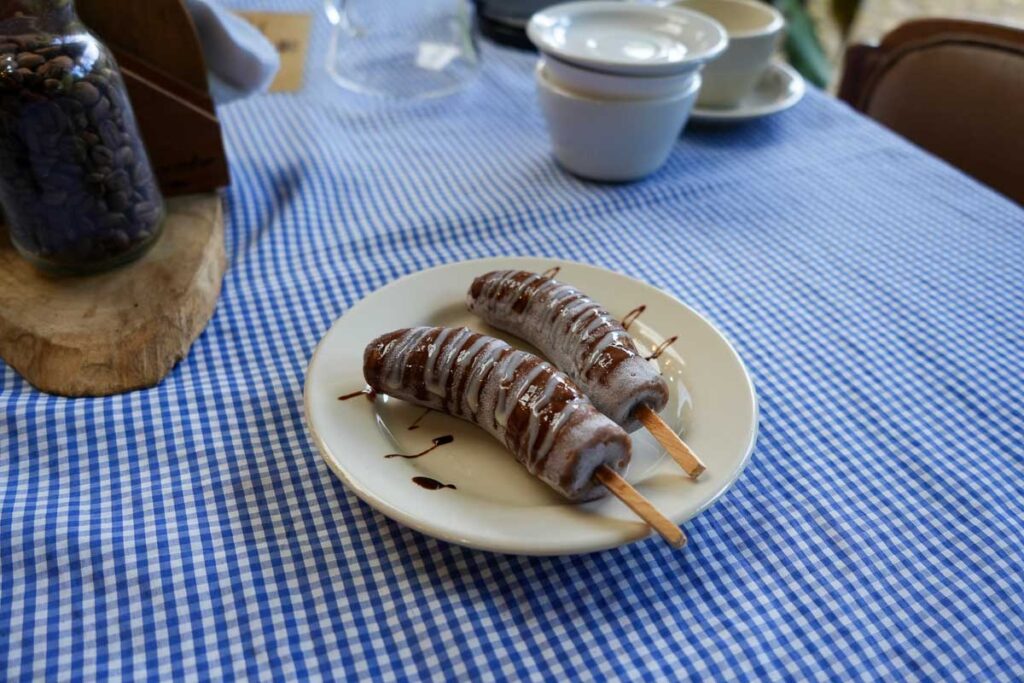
(0, 195), (226, 397)
(237, 12), (312, 92)
(78, 0), (230, 196)
(77, 0), (210, 95)
(120, 67), (231, 196)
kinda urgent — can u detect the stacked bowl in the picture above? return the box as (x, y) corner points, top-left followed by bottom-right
(528, 1), (728, 182)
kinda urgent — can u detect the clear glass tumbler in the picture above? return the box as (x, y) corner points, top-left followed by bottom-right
(325, 0), (480, 100)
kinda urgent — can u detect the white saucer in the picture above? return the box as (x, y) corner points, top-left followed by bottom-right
(691, 61), (806, 122)
(304, 257), (758, 555)
(527, 1), (727, 77)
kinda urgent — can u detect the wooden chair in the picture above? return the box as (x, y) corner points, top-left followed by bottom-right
(839, 19), (1024, 204)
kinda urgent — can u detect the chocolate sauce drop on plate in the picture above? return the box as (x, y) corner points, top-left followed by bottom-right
(338, 388), (376, 402)
(621, 305), (646, 331)
(385, 435), (454, 459)
(645, 336), (678, 361)
(412, 476), (456, 491)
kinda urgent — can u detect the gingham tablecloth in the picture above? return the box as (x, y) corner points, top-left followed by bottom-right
(3, 3), (1023, 679)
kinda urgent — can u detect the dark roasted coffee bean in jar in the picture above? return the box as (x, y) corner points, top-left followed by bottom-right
(0, 0), (165, 273)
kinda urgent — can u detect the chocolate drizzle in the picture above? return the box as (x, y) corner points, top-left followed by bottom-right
(540, 266), (561, 279)
(412, 477), (456, 490)
(385, 435), (454, 459)
(645, 336), (678, 361)
(338, 388), (377, 402)
(621, 305), (646, 331)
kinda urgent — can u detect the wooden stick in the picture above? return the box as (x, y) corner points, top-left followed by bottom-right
(635, 404), (706, 479)
(594, 465), (686, 548)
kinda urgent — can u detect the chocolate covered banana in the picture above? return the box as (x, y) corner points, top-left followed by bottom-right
(467, 270), (669, 433)
(363, 326), (631, 501)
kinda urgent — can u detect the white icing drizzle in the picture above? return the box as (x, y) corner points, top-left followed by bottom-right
(489, 351), (521, 427)
(481, 269), (510, 304)
(495, 360), (546, 429)
(464, 341), (505, 415)
(384, 327), (431, 389)
(509, 271), (544, 309)
(422, 327), (454, 395)
(584, 330), (632, 374)
(535, 398), (582, 468)
(525, 372), (563, 460)
(533, 276), (559, 300)
(431, 327), (471, 399)
(580, 310), (608, 339)
(449, 334), (490, 414)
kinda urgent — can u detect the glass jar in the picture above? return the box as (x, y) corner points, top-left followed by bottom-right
(0, 0), (165, 273)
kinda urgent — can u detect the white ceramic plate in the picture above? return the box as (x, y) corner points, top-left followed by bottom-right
(691, 61), (805, 122)
(527, 1), (728, 77)
(304, 257), (758, 555)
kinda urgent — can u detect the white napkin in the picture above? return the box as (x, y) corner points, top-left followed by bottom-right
(185, 0), (281, 104)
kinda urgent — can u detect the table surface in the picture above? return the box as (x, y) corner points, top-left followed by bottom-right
(3, 4), (1023, 680)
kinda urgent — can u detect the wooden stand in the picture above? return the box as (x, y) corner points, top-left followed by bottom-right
(0, 196), (225, 397)
(0, 0), (231, 396)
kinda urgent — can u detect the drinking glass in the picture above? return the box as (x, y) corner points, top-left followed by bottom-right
(325, 0), (480, 99)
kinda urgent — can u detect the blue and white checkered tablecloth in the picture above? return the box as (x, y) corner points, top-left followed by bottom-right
(3, 1), (1023, 679)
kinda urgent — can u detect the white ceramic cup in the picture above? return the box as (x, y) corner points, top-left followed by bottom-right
(669, 0), (784, 108)
(535, 62), (701, 182)
(540, 55), (698, 101)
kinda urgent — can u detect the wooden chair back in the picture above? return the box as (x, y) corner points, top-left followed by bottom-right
(839, 19), (1024, 204)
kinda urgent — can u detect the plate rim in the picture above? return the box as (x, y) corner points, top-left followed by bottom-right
(303, 256), (760, 555)
(691, 61), (806, 122)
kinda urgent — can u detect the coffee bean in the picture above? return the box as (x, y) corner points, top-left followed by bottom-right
(83, 73), (107, 90)
(107, 191), (129, 212)
(98, 119), (119, 147)
(41, 189), (67, 205)
(89, 144), (113, 166)
(16, 52), (44, 69)
(114, 145), (134, 167)
(105, 169), (129, 192)
(71, 81), (99, 105)
(99, 212), (128, 230)
(18, 88), (44, 103)
(48, 169), (79, 191)
(104, 229), (130, 250)
(32, 101), (66, 134)
(132, 160), (151, 183)
(57, 97), (83, 114)
(40, 55), (73, 79)
(90, 96), (110, 119)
